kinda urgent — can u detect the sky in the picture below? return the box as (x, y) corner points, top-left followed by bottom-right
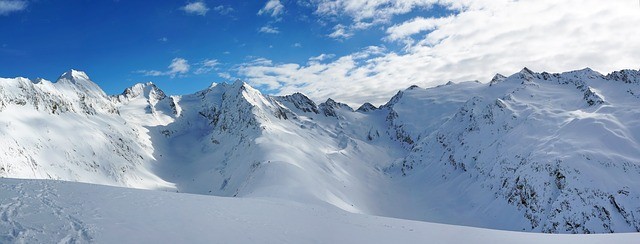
(1, 0), (639, 106)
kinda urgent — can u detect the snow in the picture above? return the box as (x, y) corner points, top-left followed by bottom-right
(1, 178), (638, 244)
(1, 67), (640, 238)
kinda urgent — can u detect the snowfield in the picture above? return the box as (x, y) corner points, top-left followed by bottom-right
(0, 178), (637, 244)
(1, 67), (640, 241)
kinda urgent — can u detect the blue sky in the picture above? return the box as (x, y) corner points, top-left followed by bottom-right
(0, 0), (448, 95)
(1, 0), (639, 105)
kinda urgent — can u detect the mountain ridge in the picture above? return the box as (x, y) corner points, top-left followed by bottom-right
(1, 67), (639, 233)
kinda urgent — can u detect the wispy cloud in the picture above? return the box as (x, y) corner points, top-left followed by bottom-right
(308, 53), (335, 63)
(218, 72), (233, 80)
(259, 25), (280, 34)
(328, 24), (352, 40)
(258, 0), (284, 18)
(385, 16), (453, 45)
(213, 5), (234, 15)
(181, 1), (209, 16)
(0, 0), (27, 15)
(194, 59), (219, 74)
(311, 0), (442, 33)
(138, 58), (190, 78)
(167, 58), (190, 77)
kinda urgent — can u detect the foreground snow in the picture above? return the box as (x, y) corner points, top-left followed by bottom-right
(0, 178), (637, 244)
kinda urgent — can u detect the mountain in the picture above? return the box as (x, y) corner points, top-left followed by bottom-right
(0, 68), (639, 234)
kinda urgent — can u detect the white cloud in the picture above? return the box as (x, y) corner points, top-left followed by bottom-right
(182, 1), (209, 16)
(311, 0), (443, 29)
(213, 5), (234, 15)
(168, 58), (190, 77)
(259, 25), (280, 34)
(293, 43), (302, 48)
(138, 58), (190, 78)
(328, 24), (352, 40)
(159, 37), (168, 42)
(0, 0), (27, 15)
(237, 0), (640, 107)
(308, 53), (335, 63)
(139, 70), (165, 77)
(258, 0), (284, 18)
(195, 59), (219, 75)
(218, 72), (232, 80)
(385, 16), (453, 44)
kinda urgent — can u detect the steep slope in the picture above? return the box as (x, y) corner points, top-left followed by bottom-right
(131, 81), (407, 214)
(386, 68), (640, 233)
(0, 70), (173, 189)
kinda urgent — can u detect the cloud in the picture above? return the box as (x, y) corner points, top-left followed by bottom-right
(385, 16), (453, 44)
(167, 58), (190, 77)
(213, 5), (234, 15)
(139, 70), (165, 77)
(195, 59), (219, 74)
(237, 0), (640, 107)
(0, 0), (27, 15)
(258, 0), (284, 18)
(158, 37), (168, 42)
(138, 58), (190, 78)
(328, 24), (352, 40)
(308, 53), (335, 63)
(259, 25), (280, 34)
(311, 0), (443, 30)
(218, 72), (232, 80)
(182, 1), (209, 16)
(293, 43), (302, 48)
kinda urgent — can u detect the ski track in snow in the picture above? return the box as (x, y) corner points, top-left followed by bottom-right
(0, 181), (93, 244)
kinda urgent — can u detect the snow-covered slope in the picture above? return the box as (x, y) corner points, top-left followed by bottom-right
(0, 70), (172, 189)
(0, 68), (639, 234)
(1, 178), (638, 243)
(386, 68), (640, 233)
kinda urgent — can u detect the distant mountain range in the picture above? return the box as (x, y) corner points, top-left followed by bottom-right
(1, 67), (639, 233)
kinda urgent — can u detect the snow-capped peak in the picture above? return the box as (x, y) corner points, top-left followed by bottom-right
(356, 102), (378, 112)
(58, 69), (90, 81)
(55, 69), (107, 98)
(489, 73), (507, 86)
(116, 82), (166, 103)
(606, 69), (640, 84)
(319, 98), (353, 117)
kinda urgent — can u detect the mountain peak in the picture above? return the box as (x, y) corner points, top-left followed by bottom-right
(356, 102), (378, 112)
(519, 67), (535, 75)
(118, 82), (165, 102)
(567, 67), (603, 78)
(489, 73), (507, 86)
(55, 69), (107, 98)
(58, 69), (90, 82)
(319, 98), (353, 117)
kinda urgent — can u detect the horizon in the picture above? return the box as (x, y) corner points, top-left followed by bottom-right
(10, 65), (621, 107)
(1, 0), (639, 105)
